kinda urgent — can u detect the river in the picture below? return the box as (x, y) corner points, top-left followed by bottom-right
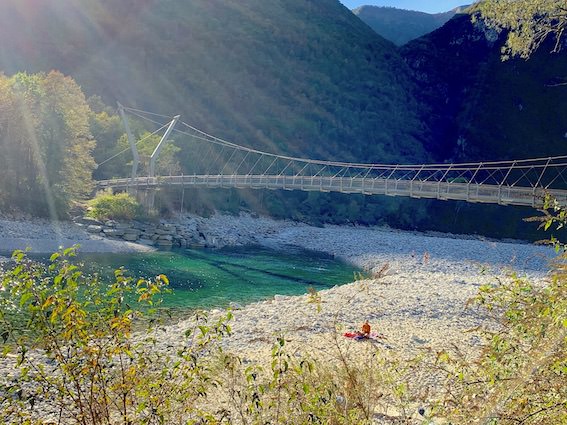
(70, 246), (359, 310)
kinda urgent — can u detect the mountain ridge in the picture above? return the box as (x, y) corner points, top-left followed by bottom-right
(353, 5), (467, 46)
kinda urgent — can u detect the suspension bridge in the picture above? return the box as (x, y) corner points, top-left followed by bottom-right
(95, 105), (567, 209)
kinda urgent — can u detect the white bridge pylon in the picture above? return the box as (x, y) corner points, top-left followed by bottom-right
(96, 106), (567, 208)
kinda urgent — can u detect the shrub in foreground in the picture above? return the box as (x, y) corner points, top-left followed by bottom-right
(0, 247), (232, 424)
(0, 243), (564, 424)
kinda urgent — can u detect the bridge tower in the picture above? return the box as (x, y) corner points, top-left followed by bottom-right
(146, 115), (180, 211)
(117, 104), (180, 211)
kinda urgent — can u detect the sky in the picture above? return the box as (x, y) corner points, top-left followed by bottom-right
(339, 0), (469, 14)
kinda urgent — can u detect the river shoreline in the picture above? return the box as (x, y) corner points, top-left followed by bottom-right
(0, 213), (556, 420)
(1, 213), (552, 355)
(153, 213), (552, 360)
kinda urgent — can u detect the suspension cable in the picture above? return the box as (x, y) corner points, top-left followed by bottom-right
(118, 106), (567, 171)
(95, 122), (170, 168)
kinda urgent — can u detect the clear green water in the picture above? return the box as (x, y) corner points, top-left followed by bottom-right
(70, 246), (358, 310)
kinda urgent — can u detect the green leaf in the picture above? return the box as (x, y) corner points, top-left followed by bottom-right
(19, 292), (33, 308)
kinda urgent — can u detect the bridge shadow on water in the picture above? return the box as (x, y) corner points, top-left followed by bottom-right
(184, 247), (339, 288)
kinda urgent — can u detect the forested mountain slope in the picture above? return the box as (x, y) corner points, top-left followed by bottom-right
(394, 13), (567, 238)
(401, 13), (567, 163)
(0, 0), (428, 165)
(353, 5), (460, 46)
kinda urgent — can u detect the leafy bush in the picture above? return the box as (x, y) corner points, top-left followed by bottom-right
(87, 191), (143, 221)
(0, 247), (233, 424)
(428, 200), (567, 424)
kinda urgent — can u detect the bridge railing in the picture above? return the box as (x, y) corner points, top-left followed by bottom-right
(96, 173), (567, 208)
(95, 106), (567, 207)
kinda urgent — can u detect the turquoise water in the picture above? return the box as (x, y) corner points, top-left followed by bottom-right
(71, 246), (359, 310)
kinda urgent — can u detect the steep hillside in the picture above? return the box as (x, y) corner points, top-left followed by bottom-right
(353, 6), (460, 46)
(401, 13), (567, 162)
(0, 0), (428, 165)
(397, 13), (567, 239)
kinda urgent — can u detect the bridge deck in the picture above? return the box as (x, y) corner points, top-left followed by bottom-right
(96, 175), (567, 207)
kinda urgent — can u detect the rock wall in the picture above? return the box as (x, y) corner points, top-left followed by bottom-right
(82, 218), (206, 249)
(77, 213), (293, 250)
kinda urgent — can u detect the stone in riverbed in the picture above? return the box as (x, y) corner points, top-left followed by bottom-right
(103, 228), (125, 237)
(123, 233), (139, 242)
(274, 295), (291, 303)
(115, 222), (133, 230)
(78, 216), (103, 226)
(156, 240), (173, 249)
(87, 225), (103, 233)
(411, 335), (428, 345)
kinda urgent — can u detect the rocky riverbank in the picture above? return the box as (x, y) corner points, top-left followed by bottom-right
(0, 213), (269, 254)
(147, 213), (552, 358)
(0, 212), (556, 422)
(0, 212), (555, 354)
(0, 216), (155, 254)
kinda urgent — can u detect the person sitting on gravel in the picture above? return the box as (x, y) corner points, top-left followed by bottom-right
(359, 320), (371, 338)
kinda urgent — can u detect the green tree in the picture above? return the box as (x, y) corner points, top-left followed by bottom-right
(0, 71), (96, 216)
(476, 0), (567, 59)
(88, 97), (127, 180)
(117, 131), (181, 177)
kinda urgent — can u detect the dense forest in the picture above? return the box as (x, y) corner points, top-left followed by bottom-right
(0, 72), (95, 216)
(0, 0), (565, 237)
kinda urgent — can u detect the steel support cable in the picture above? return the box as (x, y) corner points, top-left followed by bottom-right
(207, 145), (226, 175)
(362, 167), (374, 179)
(263, 157), (279, 175)
(95, 122), (171, 168)
(123, 109), (171, 129)
(499, 162), (516, 186)
(312, 166), (328, 179)
(510, 166), (537, 187)
(234, 151), (251, 174)
(543, 167), (567, 189)
(122, 106), (174, 119)
(179, 118), (567, 170)
(122, 106), (567, 170)
(153, 118), (567, 176)
(180, 117), (567, 169)
(373, 169), (391, 180)
(534, 158), (552, 189)
(114, 112), (567, 191)
(116, 116), (567, 187)
(294, 162), (310, 177)
(420, 169), (443, 182)
(479, 168), (503, 185)
(278, 160), (294, 176)
(220, 148), (239, 175)
(332, 167), (346, 178)
(247, 154), (265, 176)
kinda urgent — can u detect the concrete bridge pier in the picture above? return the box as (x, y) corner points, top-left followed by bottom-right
(135, 188), (157, 213)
